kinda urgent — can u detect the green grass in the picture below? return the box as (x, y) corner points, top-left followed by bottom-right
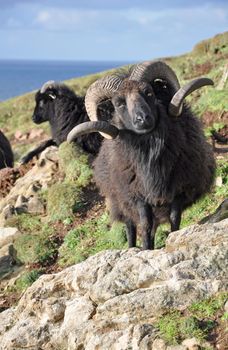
(221, 312), (228, 321)
(194, 89), (228, 116)
(6, 214), (56, 265)
(181, 159), (227, 227)
(58, 142), (93, 186)
(5, 214), (42, 233)
(204, 122), (226, 137)
(157, 292), (228, 345)
(154, 225), (170, 249)
(47, 182), (81, 222)
(14, 230), (57, 265)
(5, 269), (43, 295)
(189, 293), (228, 318)
(14, 269), (42, 291)
(59, 213), (127, 267)
(157, 311), (205, 344)
(46, 142), (93, 222)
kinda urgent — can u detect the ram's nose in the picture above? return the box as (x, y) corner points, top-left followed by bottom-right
(135, 112), (150, 126)
(32, 114), (42, 124)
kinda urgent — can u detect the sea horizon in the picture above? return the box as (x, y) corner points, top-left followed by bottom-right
(0, 59), (131, 102)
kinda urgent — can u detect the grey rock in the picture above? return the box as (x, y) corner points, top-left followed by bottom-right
(0, 146), (58, 225)
(0, 244), (19, 278)
(0, 219), (227, 349)
(182, 338), (201, 350)
(0, 227), (19, 248)
(27, 196), (45, 214)
(152, 338), (166, 350)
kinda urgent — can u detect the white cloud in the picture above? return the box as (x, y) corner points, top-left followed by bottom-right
(36, 11), (51, 24)
(33, 8), (100, 31)
(0, 1), (227, 60)
(123, 4), (228, 28)
(2, 2), (228, 34)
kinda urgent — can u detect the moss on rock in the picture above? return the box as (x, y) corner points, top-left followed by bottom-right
(47, 182), (81, 222)
(58, 142), (93, 187)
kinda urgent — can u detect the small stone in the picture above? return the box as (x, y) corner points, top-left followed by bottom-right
(25, 183), (42, 197)
(182, 338), (201, 349)
(27, 196), (45, 214)
(0, 227), (20, 247)
(45, 298), (66, 322)
(224, 301), (228, 313)
(215, 176), (223, 187)
(0, 205), (15, 222)
(0, 244), (18, 277)
(14, 130), (27, 141)
(167, 346), (187, 350)
(14, 194), (28, 207)
(152, 338), (166, 350)
(28, 128), (45, 140)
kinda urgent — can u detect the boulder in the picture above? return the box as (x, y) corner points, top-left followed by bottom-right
(0, 218), (227, 349)
(0, 227), (20, 248)
(0, 146), (58, 225)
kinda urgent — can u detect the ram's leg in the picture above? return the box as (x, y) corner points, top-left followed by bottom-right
(169, 195), (184, 231)
(137, 201), (154, 250)
(20, 139), (57, 164)
(126, 220), (137, 248)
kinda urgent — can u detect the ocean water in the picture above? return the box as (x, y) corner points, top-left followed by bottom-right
(0, 59), (129, 101)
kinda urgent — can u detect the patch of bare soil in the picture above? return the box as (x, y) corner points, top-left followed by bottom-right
(202, 111), (228, 154)
(202, 111), (228, 132)
(0, 292), (21, 313)
(207, 311), (228, 350)
(0, 162), (35, 198)
(11, 129), (49, 147)
(185, 62), (214, 79)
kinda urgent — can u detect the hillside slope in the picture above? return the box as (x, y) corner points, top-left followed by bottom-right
(0, 32), (227, 347)
(0, 31), (227, 158)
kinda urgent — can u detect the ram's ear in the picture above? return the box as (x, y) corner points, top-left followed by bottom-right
(97, 99), (115, 122)
(151, 79), (173, 106)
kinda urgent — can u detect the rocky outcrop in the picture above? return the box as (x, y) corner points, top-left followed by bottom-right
(0, 146), (59, 225)
(0, 227), (22, 278)
(0, 218), (227, 350)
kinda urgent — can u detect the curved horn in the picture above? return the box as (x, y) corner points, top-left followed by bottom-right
(67, 121), (119, 142)
(40, 80), (56, 93)
(169, 78), (214, 117)
(129, 60), (180, 94)
(85, 75), (123, 122)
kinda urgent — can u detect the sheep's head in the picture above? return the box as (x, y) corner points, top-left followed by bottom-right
(111, 80), (158, 134)
(67, 61), (213, 142)
(32, 81), (58, 124)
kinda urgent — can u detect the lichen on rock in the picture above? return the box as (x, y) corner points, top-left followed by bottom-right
(0, 218), (227, 349)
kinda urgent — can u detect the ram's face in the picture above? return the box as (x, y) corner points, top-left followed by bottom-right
(32, 91), (54, 124)
(112, 81), (158, 134)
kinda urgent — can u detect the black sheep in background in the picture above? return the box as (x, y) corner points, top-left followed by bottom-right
(0, 130), (14, 169)
(68, 60), (216, 250)
(21, 81), (113, 163)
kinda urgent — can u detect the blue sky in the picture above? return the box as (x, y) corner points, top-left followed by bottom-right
(0, 0), (227, 61)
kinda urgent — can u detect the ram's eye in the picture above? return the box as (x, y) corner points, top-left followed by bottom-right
(115, 98), (126, 108)
(145, 90), (153, 97)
